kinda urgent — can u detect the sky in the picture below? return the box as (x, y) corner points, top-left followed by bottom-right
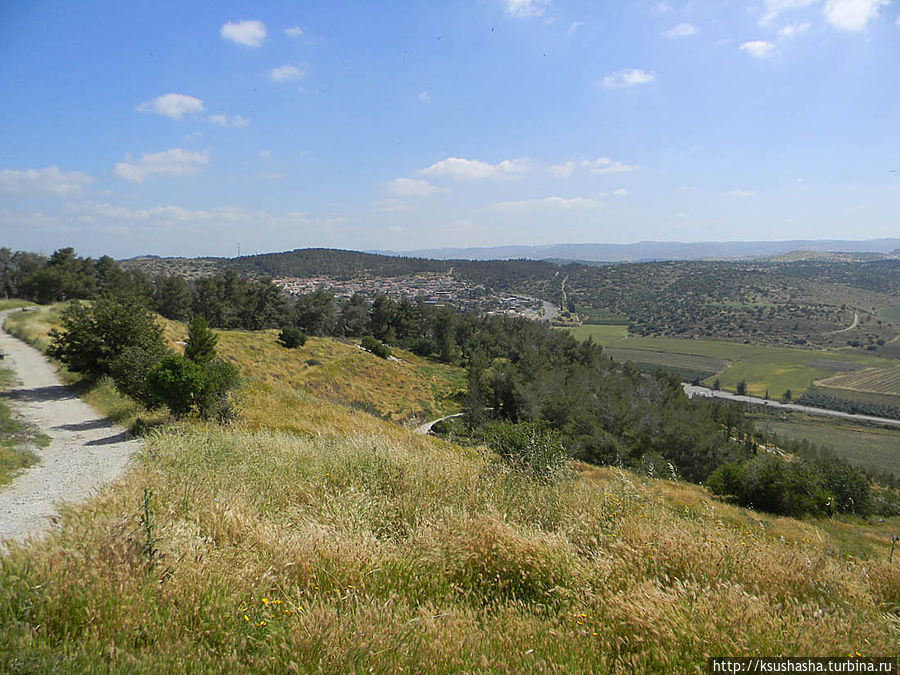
(1, 0), (899, 259)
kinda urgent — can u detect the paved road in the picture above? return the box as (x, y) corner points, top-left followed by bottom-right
(415, 412), (465, 435)
(682, 383), (900, 428)
(0, 309), (142, 549)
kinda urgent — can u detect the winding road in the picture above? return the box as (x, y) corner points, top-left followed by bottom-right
(0, 309), (142, 549)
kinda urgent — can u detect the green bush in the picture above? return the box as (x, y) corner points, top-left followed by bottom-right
(361, 335), (390, 359)
(48, 293), (166, 380)
(481, 420), (572, 481)
(147, 354), (239, 420)
(277, 326), (307, 349)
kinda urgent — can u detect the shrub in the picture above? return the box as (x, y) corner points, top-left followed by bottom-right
(361, 335), (390, 359)
(147, 355), (239, 420)
(48, 293), (166, 379)
(277, 326), (307, 349)
(147, 354), (204, 418)
(481, 420), (571, 481)
(412, 338), (437, 357)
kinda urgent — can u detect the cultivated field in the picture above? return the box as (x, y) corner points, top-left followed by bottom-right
(567, 327), (896, 399)
(818, 366), (900, 398)
(752, 412), (900, 477)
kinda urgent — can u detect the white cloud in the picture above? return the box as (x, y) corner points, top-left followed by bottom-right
(500, 0), (550, 18)
(373, 199), (414, 213)
(114, 149), (210, 183)
(550, 160), (576, 177)
(419, 157), (532, 181)
(897, 12), (900, 25)
(779, 21), (812, 38)
(740, 40), (776, 58)
(612, 188), (629, 196)
(824, 0), (887, 31)
(760, 0), (817, 25)
(208, 114), (250, 127)
(220, 20), (266, 47)
(582, 158), (637, 174)
(387, 178), (448, 197)
(0, 166), (94, 196)
(492, 196), (605, 211)
(258, 173), (283, 181)
(729, 189), (757, 197)
(663, 22), (698, 37)
(418, 91), (431, 103)
(601, 68), (656, 89)
(567, 21), (582, 33)
(259, 149), (273, 160)
(268, 64), (307, 82)
(284, 26), (303, 38)
(136, 93), (204, 120)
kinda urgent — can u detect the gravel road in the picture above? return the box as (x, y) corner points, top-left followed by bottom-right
(0, 309), (142, 549)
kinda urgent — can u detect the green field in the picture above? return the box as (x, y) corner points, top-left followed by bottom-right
(567, 328), (896, 399)
(564, 324), (628, 344)
(753, 413), (900, 477)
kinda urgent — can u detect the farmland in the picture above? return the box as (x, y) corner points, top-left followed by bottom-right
(566, 326), (898, 400)
(750, 412), (900, 478)
(817, 366), (900, 397)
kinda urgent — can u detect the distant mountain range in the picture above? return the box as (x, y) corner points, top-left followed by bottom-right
(376, 239), (900, 262)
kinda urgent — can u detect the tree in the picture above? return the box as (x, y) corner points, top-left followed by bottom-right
(49, 293), (166, 379)
(184, 316), (218, 364)
(736, 379), (747, 396)
(782, 389), (792, 402)
(147, 354), (205, 418)
(277, 326), (307, 348)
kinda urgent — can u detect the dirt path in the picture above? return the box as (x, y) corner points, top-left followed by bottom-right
(831, 311), (859, 334)
(415, 412), (465, 435)
(0, 310), (142, 549)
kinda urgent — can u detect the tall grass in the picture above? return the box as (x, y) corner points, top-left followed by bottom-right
(1, 400), (897, 671)
(1, 306), (897, 670)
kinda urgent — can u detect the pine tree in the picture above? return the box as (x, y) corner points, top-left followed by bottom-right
(184, 315), (217, 365)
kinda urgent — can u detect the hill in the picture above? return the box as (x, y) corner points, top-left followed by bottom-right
(382, 238), (900, 262)
(1, 307), (898, 670)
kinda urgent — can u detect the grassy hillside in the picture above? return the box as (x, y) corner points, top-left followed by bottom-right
(1, 306), (898, 670)
(160, 319), (466, 424)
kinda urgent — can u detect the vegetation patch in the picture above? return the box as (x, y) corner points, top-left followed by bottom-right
(0, 367), (45, 486)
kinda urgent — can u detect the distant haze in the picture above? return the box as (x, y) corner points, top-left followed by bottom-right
(378, 239), (900, 262)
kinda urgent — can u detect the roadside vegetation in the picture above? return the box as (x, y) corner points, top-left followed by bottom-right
(0, 367), (46, 487)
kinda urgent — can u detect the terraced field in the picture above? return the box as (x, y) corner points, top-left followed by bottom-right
(818, 366), (900, 397)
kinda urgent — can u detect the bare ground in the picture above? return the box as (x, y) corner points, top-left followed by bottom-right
(0, 309), (141, 549)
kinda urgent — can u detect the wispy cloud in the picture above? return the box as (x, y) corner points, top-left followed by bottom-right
(778, 21), (812, 38)
(419, 157), (532, 181)
(387, 178), (449, 197)
(729, 189), (757, 197)
(418, 91), (431, 103)
(268, 64), (308, 82)
(740, 40), (776, 58)
(220, 20), (266, 47)
(0, 166), (94, 196)
(114, 149), (210, 183)
(760, 0), (817, 25)
(137, 93), (203, 120)
(499, 0), (550, 18)
(283, 26), (303, 38)
(600, 68), (656, 89)
(663, 22), (697, 37)
(492, 196), (605, 211)
(582, 158), (637, 174)
(550, 161), (576, 177)
(208, 114), (250, 128)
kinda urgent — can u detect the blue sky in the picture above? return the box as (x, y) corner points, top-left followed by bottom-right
(1, 0), (898, 258)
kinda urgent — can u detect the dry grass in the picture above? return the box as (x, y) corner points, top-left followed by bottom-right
(161, 318), (466, 424)
(1, 307), (898, 670)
